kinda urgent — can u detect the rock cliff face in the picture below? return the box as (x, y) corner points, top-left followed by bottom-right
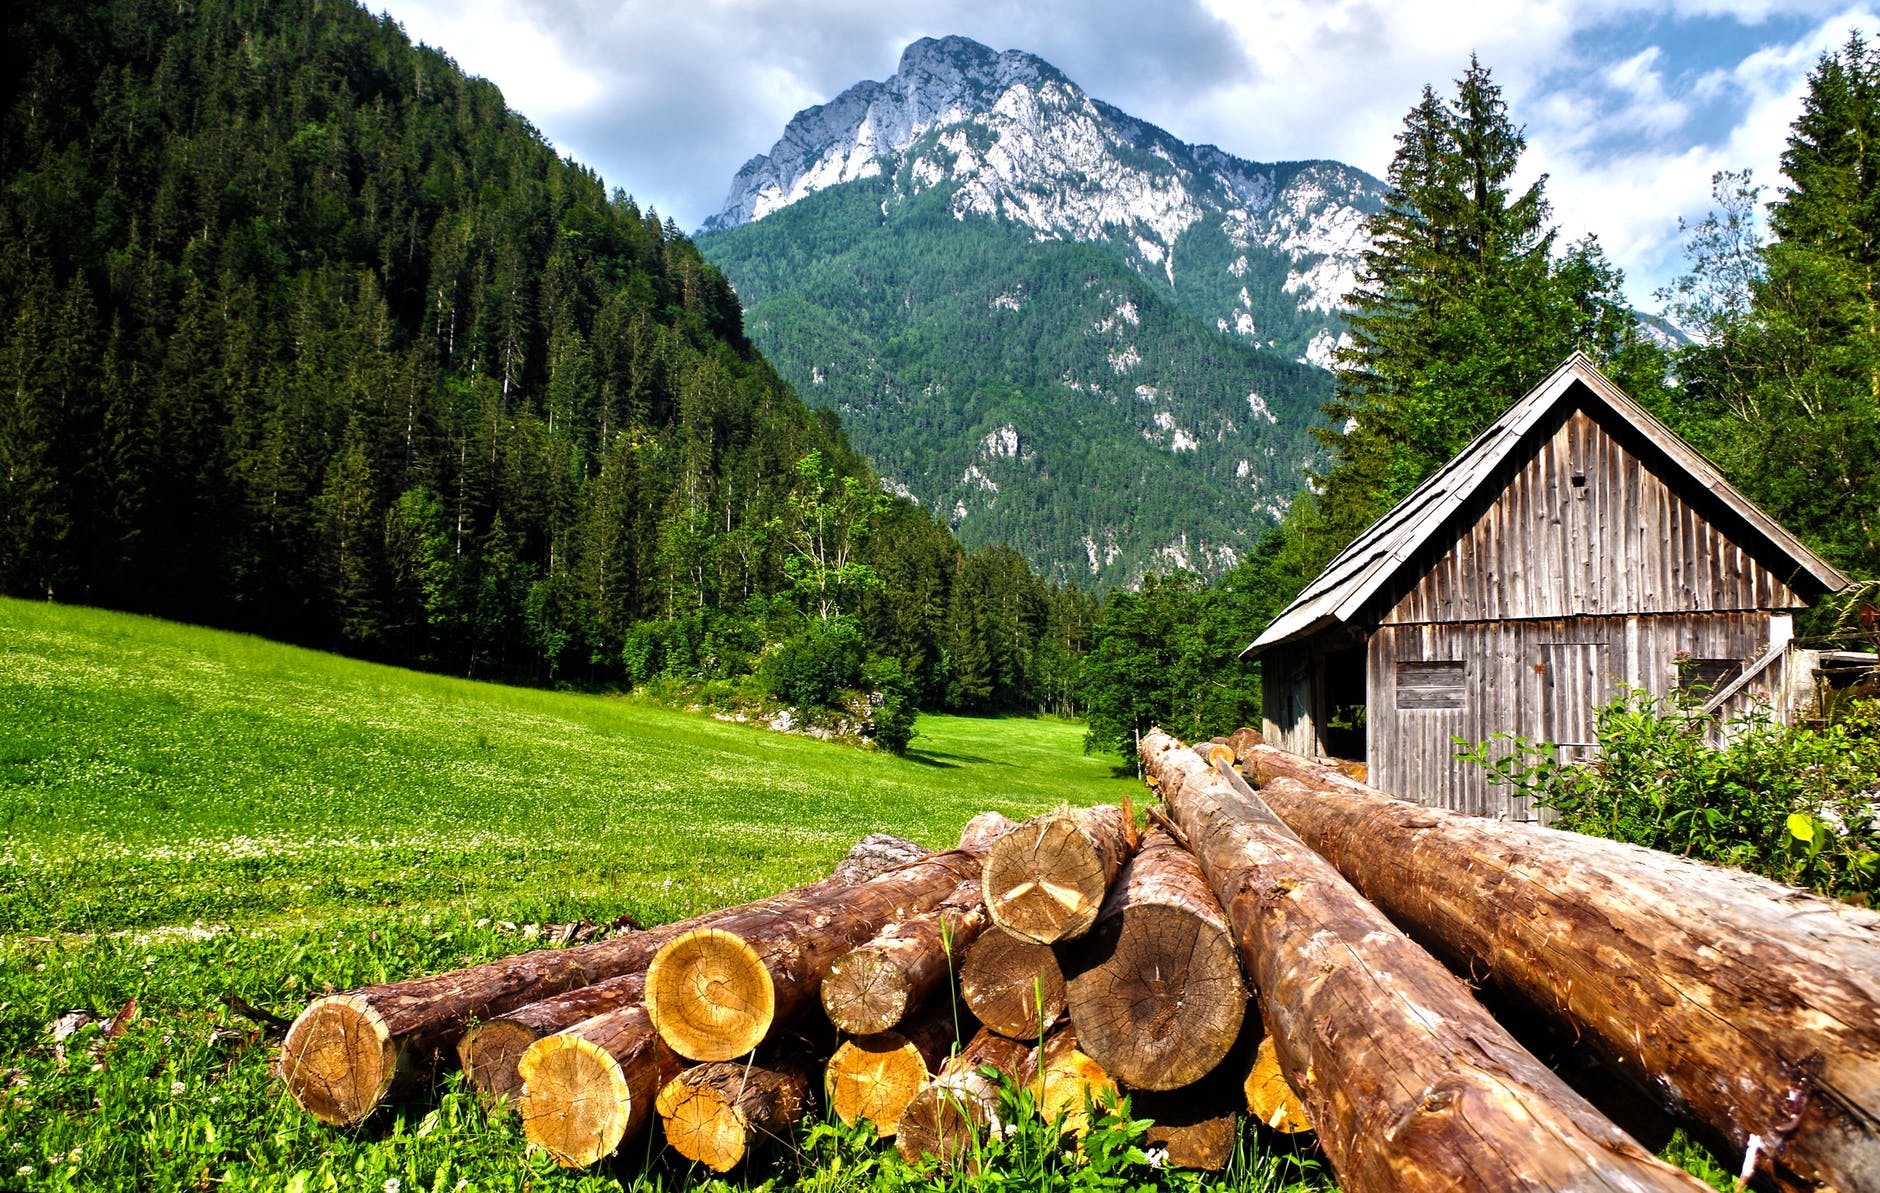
(703, 35), (1384, 365)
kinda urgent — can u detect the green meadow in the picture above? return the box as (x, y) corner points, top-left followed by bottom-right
(0, 598), (1331, 1192)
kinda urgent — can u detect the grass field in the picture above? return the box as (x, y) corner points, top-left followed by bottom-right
(0, 598), (1330, 1192)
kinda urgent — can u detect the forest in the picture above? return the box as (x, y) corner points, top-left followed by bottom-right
(0, 0), (1091, 732)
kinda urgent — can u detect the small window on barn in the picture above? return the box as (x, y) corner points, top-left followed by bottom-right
(1397, 660), (1465, 709)
(1677, 657), (1743, 693)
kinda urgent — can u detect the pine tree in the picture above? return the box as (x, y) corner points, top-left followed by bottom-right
(1316, 58), (1662, 570)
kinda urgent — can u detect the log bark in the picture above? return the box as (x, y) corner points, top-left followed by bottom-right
(1246, 1034), (1311, 1134)
(655, 1051), (816, 1172)
(956, 811), (1019, 854)
(1142, 729), (1708, 1193)
(958, 924), (1066, 1039)
(1232, 739), (1880, 1193)
(1030, 1023), (1117, 1139)
(280, 834), (923, 1126)
(1061, 826), (1247, 1090)
(825, 1000), (966, 1137)
(646, 849), (983, 1061)
(821, 879), (990, 1034)
(895, 1027), (1035, 1172)
(514, 1000), (683, 1168)
(981, 804), (1136, 943)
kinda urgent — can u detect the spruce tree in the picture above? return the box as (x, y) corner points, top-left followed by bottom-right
(1314, 58), (1662, 571)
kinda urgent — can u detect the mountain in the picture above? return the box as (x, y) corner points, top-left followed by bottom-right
(0, 0), (1084, 714)
(698, 36), (1387, 586)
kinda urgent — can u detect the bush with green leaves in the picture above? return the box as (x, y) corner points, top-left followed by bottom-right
(761, 619), (871, 710)
(1457, 690), (1880, 900)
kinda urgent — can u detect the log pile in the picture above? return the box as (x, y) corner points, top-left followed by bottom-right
(275, 735), (1880, 1192)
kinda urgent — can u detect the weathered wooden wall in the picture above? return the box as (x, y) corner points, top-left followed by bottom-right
(1367, 613), (1772, 818)
(1379, 408), (1802, 623)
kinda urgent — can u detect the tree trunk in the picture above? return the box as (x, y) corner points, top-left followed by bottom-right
(460, 972), (646, 1107)
(655, 1050), (816, 1172)
(821, 879), (989, 1034)
(514, 1000), (683, 1168)
(1030, 1023), (1116, 1139)
(1061, 826), (1247, 1090)
(958, 924), (1066, 1039)
(956, 810), (1018, 854)
(895, 1027), (1035, 1172)
(646, 849), (983, 1061)
(1142, 729), (1708, 1193)
(1232, 739), (1880, 1193)
(825, 999), (965, 1137)
(280, 834), (923, 1125)
(981, 804), (1135, 943)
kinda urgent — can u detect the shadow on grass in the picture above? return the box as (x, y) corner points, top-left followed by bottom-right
(903, 749), (1005, 768)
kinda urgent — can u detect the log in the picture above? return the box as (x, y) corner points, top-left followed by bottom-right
(821, 879), (990, 1035)
(1135, 1087), (1238, 1172)
(1030, 1023), (1117, 1138)
(958, 925), (1066, 1039)
(1246, 1035), (1311, 1134)
(956, 810), (1019, 854)
(825, 1000), (966, 1137)
(646, 849), (983, 1061)
(1142, 729), (1708, 1193)
(895, 1027), (1035, 1172)
(1231, 740), (1880, 1193)
(981, 804), (1135, 943)
(280, 833), (923, 1125)
(655, 1050), (816, 1172)
(514, 1000), (682, 1168)
(1060, 826), (1247, 1090)
(460, 972), (647, 1107)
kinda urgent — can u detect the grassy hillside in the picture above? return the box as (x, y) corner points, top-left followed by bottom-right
(11, 599), (1316, 1192)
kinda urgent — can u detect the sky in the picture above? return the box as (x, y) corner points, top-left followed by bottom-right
(369, 0), (1877, 310)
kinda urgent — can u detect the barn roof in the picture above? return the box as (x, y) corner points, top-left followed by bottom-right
(1244, 352), (1849, 656)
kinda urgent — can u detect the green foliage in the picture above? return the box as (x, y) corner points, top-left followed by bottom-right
(699, 180), (1332, 588)
(1661, 35), (1880, 579)
(761, 617), (870, 709)
(0, 0), (1082, 720)
(1310, 58), (1669, 574)
(1456, 689), (1880, 901)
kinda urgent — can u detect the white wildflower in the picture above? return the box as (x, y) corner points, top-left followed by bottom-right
(171, 1080), (186, 1096)
(49, 1154), (63, 1165)
(17, 1166), (33, 1178)
(66, 1147), (81, 1162)
(1145, 1147), (1169, 1169)
(384, 1179), (401, 1193)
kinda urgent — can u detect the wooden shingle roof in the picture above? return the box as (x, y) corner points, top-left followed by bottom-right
(1244, 353), (1849, 657)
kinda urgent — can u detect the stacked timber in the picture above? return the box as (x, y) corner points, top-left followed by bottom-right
(1227, 739), (1880, 1193)
(277, 737), (1876, 1190)
(1143, 728), (1715, 1191)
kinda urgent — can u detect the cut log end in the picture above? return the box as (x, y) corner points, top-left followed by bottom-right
(656, 1074), (747, 1172)
(517, 1034), (634, 1169)
(959, 926), (1066, 1039)
(459, 1020), (539, 1107)
(1035, 1047), (1117, 1138)
(982, 814), (1107, 943)
(279, 994), (398, 1127)
(1246, 1036), (1312, 1134)
(825, 1032), (932, 1137)
(821, 950), (909, 1036)
(646, 928), (774, 1062)
(896, 1077), (995, 1172)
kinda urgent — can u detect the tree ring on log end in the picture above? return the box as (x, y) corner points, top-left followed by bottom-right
(516, 1033), (633, 1168)
(982, 814), (1107, 943)
(1063, 903), (1246, 1090)
(656, 1073), (747, 1171)
(460, 1020), (539, 1106)
(826, 1031), (929, 1136)
(646, 928), (774, 1061)
(822, 950), (908, 1035)
(280, 994), (399, 1127)
(896, 1078), (993, 1172)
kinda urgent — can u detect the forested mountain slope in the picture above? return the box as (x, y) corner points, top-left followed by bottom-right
(0, 0), (1079, 711)
(697, 36), (1386, 585)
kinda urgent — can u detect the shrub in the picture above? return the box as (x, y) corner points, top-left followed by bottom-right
(1457, 690), (1880, 902)
(760, 618), (869, 709)
(865, 656), (920, 754)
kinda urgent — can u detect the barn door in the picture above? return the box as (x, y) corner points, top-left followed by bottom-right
(1540, 643), (1612, 765)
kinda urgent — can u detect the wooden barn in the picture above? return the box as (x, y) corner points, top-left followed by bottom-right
(1246, 352), (1850, 821)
